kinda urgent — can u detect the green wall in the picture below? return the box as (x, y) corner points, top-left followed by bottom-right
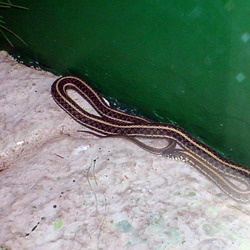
(1, 1), (250, 166)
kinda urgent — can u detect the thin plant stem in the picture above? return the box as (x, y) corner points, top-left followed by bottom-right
(0, 0), (28, 46)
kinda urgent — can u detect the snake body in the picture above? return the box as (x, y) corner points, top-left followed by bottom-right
(51, 76), (250, 203)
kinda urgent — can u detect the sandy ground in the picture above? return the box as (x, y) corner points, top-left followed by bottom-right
(0, 51), (250, 250)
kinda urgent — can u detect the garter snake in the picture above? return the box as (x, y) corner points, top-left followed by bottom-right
(51, 76), (250, 203)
